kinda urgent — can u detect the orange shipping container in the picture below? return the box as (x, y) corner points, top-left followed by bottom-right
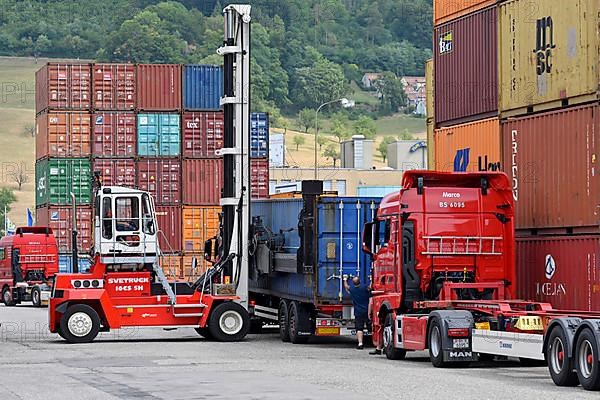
(434, 118), (500, 172)
(434, 0), (496, 25)
(182, 254), (212, 281)
(36, 112), (91, 160)
(182, 206), (220, 253)
(161, 254), (182, 280)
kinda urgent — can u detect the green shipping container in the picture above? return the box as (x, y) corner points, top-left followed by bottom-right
(36, 158), (92, 206)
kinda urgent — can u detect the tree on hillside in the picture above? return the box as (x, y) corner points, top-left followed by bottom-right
(378, 136), (397, 163)
(373, 72), (407, 115)
(330, 114), (349, 143)
(316, 135), (328, 151)
(293, 135), (305, 151)
(298, 108), (314, 133)
(10, 166), (30, 191)
(0, 188), (16, 236)
(354, 116), (377, 139)
(323, 145), (340, 167)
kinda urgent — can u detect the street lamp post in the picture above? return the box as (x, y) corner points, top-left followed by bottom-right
(314, 98), (353, 179)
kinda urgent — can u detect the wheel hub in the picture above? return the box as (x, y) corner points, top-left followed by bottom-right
(219, 310), (243, 335)
(431, 326), (441, 358)
(578, 340), (595, 379)
(550, 337), (565, 374)
(68, 312), (93, 337)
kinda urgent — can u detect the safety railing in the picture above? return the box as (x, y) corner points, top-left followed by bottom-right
(422, 236), (503, 256)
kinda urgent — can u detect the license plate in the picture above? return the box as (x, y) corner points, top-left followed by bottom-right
(316, 327), (340, 336)
(453, 339), (469, 349)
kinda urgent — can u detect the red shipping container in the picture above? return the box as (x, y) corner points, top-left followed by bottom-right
(182, 111), (224, 158)
(93, 158), (136, 188)
(251, 158), (269, 199)
(137, 159), (181, 205)
(154, 205), (182, 252)
(35, 205), (93, 253)
(35, 112), (91, 160)
(502, 104), (599, 232)
(136, 64), (182, 111)
(36, 63), (92, 113)
(92, 63), (136, 110)
(182, 159), (223, 205)
(516, 235), (600, 312)
(434, 6), (498, 126)
(92, 112), (136, 157)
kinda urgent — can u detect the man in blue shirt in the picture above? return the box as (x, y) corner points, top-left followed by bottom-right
(344, 275), (371, 350)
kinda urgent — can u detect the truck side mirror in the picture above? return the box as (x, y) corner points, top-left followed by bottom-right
(204, 239), (213, 263)
(362, 222), (374, 256)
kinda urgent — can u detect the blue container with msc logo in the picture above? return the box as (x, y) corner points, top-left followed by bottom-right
(250, 112), (269, 158)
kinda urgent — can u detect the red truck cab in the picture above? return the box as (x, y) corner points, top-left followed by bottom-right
(0, 227), (58, 306)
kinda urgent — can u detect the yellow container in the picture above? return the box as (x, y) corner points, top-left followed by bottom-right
(425, 59), (434, 120)
(182, 206), (220, 253)
(434, 118), (501, 172)
(499, 0), (598, 117)
(427, 119), (435, 170)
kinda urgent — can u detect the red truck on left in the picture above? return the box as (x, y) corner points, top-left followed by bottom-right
(0, 227), (58, 307)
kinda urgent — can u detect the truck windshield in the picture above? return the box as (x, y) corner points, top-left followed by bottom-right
(115, 197), (140, 232)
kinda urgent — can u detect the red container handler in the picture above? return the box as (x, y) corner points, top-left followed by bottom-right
(35, 205), (93, 253)
(92, 63), (136, 110)
(92, 112), (136, 157)
(182, 159), (223, 205)
(36, 63), (92, 114)
(35, 111), (92, 160)
(182, 111), (224, 158)
(502, 104), (599, 233)
(250, 158), (269, 199)
(137, 158), (182, 205)
(136, 64), (182, 111)
(516, 235), (600, 312)
(434, 6), (498, 126)
(154, 205), (182, 252)
(92, 158), (136, 188)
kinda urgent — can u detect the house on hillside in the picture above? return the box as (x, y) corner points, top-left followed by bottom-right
(361, 72), (384, 89)
(401, 76), (426, 116)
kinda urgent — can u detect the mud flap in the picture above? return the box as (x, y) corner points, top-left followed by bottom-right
(430, 310), (477, 363)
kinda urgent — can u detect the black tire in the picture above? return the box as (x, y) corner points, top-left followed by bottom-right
(2, 286), (15, 307)
(59, 304), (101, 344)
(383, 313), (406, 360)
(31, 287), (41, 307)
(194, 327), (214, 340)
(428, 318), (447, 368)
(575, 328), (600, 391)
(288, 301), (310, 344)
(208, 302), (250, 342)
(546, 326), (579, 387)
(519, 357), (546, 367)
(278, 300), (290, 342)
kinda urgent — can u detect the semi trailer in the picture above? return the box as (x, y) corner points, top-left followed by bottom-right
(364, 170), (600, 391)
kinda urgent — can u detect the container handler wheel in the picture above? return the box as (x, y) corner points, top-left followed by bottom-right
(575, 328), (600, 391)
(546, 325), (579, 387)
(278, 300), (290, 342)
(288, 301), (309, 344)
(383, 313), (406, 360)
(2, 286), (15, 307)
(31, 287), (41, 307)
(59, 304), (101, 344)
(208, 302), (250, 342)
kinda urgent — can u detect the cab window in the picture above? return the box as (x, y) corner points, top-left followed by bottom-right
(378, 218), (391, 247)
(0, 248), (5, 260)
(116, 197), (140, 232)
(102, 197), (113, 239)
(142, 194), (155, 235)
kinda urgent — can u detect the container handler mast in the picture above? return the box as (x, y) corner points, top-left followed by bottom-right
(364, 171), (600, 391)
(48, 4), (253, 343)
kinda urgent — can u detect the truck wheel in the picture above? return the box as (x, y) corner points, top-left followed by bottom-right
(194, 327), (214, 340)
(575, 328), (600, 391)
(428, 319), (447, 368)
(546, 325), (579, 387)
(31, 287), (41, 307)
(208, 302), (250, 342)
(288, 301), (309, 344)
(278, 300), (290, 342)
(2, 286), (15, 307)
(59, 304), (101, 344)
(383, 313), (406, 360)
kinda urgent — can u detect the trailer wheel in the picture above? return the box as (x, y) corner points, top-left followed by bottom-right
(547, 325), (579, 387)
(428, 319), (447, 368)
(31, 287), (41, 307)
(278, 300), (290, 342)
(575, 328), (600, 391)
(288, 301), (309, 344)
(208, 302), (250, 342)
(2, 286), (15, 307)
(194, 327), (214, 340)
(383, 313), (406, 360)
(59, 304), (101, 344)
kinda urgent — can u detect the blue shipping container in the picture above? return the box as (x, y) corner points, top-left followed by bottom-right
(137, 113), (180, 157)
(58, 255), (91, 274)
(250, 196), (381, 304)
(251, 112), (269, 158)
(356, 186), (401, 198)
(183, 65), (223, 110)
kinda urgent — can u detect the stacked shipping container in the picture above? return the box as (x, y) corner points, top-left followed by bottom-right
(429, 0), (600, 311)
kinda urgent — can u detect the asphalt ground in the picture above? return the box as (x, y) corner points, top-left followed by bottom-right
(0, 304), (598, 400)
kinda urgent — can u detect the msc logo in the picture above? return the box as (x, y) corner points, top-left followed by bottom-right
(533, 16), (556, 76)
(545, 254), (556, 280)
(37, 176), (46, 192)
(439, 31), (453, 55)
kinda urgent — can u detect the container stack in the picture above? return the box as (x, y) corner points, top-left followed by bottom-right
(250, 112), (270, 200)
(431, 0), (599, 311)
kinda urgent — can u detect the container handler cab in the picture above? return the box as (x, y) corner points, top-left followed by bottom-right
(364, 171), (600, 391)
(49, 4), (253, 344)
(0, 227), (58, 307)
